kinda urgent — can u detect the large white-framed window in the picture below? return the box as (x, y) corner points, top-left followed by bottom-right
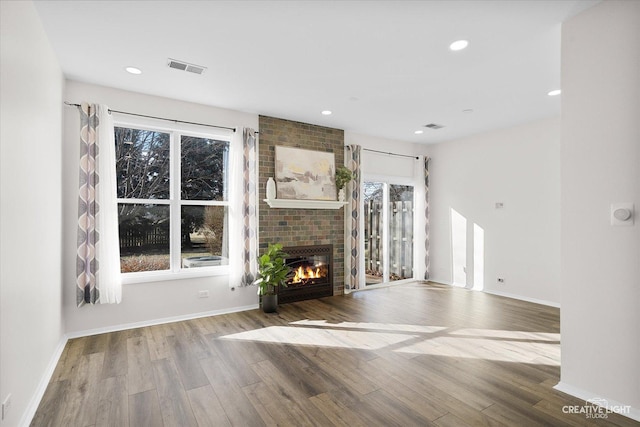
(113, 115), (235, 283)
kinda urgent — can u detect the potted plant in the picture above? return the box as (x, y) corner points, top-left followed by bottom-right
(335, 166), (353, 201)
(253, 243), (291, 313)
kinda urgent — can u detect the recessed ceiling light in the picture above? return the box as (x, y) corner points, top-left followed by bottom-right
(548, 89), (562, 96)
(414, 130), (424, 135)
(449, 40), (469, 51)
(125, 66), (142, 75)
(321, 110), (332, 115)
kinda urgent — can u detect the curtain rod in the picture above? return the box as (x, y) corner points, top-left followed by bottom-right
(64, 102), (237, 133)
(348, 146), (419, 160)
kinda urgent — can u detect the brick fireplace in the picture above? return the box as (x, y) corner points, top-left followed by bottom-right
(258, 116), (345, 298)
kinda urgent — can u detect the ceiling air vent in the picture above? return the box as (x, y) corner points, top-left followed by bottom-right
(424, 123), (445, 130)
(167, 58), (206, 75)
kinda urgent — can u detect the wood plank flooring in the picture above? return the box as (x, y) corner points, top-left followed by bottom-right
(31, 282), (637, 426)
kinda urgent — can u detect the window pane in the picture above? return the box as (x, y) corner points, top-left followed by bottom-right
(181, 205), (229, 268)
(364, 182), (384, 285)
(181, 136), (229, 201)
(389, 185), (413, 203)
(118, 204), (170, 272)
(115, 127), (170, 199)
(389, 185), (413, 281)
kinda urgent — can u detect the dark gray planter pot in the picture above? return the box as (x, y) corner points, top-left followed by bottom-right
(261, 294), (278, 313)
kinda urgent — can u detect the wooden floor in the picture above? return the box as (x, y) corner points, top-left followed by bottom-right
(32, 282), (637, 427)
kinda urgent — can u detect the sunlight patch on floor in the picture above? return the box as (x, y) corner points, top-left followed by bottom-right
(289, 319), (447, 334)
(450, 328), (560, 341)
(220, 325), (418, 350)
(393, 336), (560, 366)
(220, 321), (560, 366)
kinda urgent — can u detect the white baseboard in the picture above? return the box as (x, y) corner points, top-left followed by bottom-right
(19, 335), (68, 427)
(346, 278), (418, 293)
(425, 280), (561, 308)
(428, 277), (453, 286)
(554, 381), (640, 422)
(66, 304), (259, 339)
(481, 289), (560, 308)
(428, 279), (469, 289)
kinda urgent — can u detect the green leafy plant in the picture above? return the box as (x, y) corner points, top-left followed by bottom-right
(253, 243), (291, 296)
(335, 166), (353, 190)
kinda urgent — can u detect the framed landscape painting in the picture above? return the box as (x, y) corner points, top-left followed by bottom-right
(275, 146), (336, 200)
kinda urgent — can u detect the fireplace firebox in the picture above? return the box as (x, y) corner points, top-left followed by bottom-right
(278, 244), (333, 304)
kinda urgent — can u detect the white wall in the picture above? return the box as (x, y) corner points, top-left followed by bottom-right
(559, 0), (640, 416)
(0, 2), (65, 425)
(427, 117), (561, 305)
(345, 132), (419, 179)
(62, 81), (260, 335)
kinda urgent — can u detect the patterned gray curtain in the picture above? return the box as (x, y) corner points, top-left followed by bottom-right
(348, 145), (362, 290)
(424, 156), (431, 280)
(76, 103), (121, 306)
(240, 128), (258, 286)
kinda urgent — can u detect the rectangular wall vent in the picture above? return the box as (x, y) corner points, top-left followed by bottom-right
(424, 123), (445, 130)
(167, 58), (206, 75)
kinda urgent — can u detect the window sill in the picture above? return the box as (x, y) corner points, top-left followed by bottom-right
(122, 265), (229, 285)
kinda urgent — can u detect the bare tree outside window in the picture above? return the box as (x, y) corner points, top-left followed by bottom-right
(115, 126), (229, 273)
(115, 127), (170, 200)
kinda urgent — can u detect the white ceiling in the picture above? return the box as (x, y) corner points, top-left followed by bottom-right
(34, 0), (598, 144)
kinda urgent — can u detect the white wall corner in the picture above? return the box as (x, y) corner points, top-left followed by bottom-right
(560, 0), (640, 413)
(19, 336), (68, 427)
(483, 289), (561, 308)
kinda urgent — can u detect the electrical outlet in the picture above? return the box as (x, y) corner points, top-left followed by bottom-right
(497, 277), (505, 284)
(197, 290), (210, 298)
(2, 393), (12, 420)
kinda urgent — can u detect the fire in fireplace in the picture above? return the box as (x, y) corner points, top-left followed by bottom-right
(278, 244), (333, 303)
(288, 263), (329, 287)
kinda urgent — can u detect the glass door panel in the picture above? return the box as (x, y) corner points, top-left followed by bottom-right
(364, 182), (384, 285)
(388, 185), (414, 281)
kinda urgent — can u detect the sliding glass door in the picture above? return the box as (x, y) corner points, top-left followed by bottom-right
(364, 181), (414, 285)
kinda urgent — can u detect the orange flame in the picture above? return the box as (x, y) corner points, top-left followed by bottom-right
(292, 266), (323, 283)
